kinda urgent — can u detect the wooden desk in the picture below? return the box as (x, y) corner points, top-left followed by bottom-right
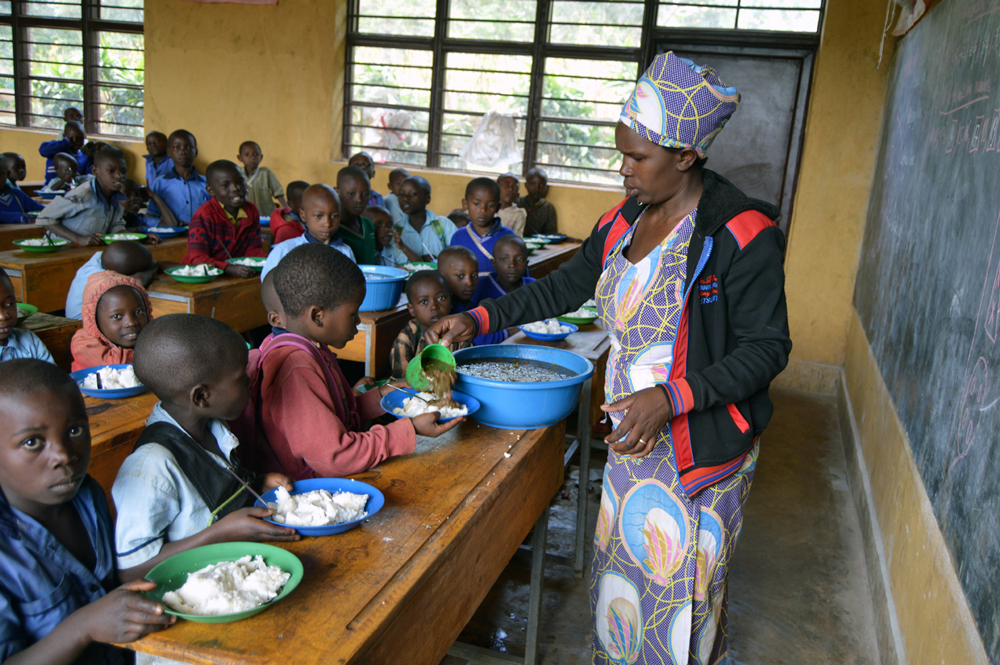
(527, 240), (581, 279)
(146, 273), (266, 333)
(340, 298), (411, 379)
(85, 391), (159, 506)
(17, 311), (81, 370)
(131, 420), (565, 664)
(0, 223), (45, 251)
(0, 237), (188, 313)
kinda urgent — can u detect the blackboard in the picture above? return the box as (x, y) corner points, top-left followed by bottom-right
(855, 0), (1000, 658)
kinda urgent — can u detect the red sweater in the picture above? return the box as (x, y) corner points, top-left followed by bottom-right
(257, 334), (416, 480)
(183, 198), (266, 270)
(269, 208), (306, 244)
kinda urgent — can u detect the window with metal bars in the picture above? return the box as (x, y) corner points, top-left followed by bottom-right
(345, 0), (822, 185)
(0, 0), (143, 138)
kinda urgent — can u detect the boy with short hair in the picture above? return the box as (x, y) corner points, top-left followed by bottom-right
(384, 167), (409, 224)
(262, 184), (354, 279)
(143, 129), (211, 227)
(367, 204), (421, 267)
(497, 172), (526, 237)
(270, 179), (309, 243)
(183, 159), (265, 278)
(261, 270), (286, 331)
(40, 152), (85, 193)
(0, 359), (176, 661)
(63, 105), (82, 122)
(397, 176), (456, 261)
(0, 268), (54, 363)
(144, 130), (173, 186)
(65, 240), (157, 320)
(438, 246), (508, 345)
(450, 177), (515, 275)
(348, 151), (385, 207)
(0, 154), (43, 223)
(113, 314), (299, 581)
(335, 166), (378, 264)
(478, 234), (535, 300)
(448, 209), (471, 229)
(3, 152), (27, 190)
(70, 272), (152, 371)
(391, 270), (470, 378)
(39, 120), (90, 181)
(238, 140), (287, 218)
(518, 167), (558, 236)
(36, 146), (129, 246)
(257, 244), (462, 480)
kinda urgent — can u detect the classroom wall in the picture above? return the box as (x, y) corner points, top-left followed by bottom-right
(0, 126), (145, 184)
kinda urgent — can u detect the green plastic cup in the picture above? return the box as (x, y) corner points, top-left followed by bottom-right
(406, 343), (457, 391)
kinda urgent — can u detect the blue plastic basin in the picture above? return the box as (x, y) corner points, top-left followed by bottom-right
(359, 266), (408, 312)
(254, 478), (385, 536)
(518, 321), (577, 342)
(453, 345), (594, 429)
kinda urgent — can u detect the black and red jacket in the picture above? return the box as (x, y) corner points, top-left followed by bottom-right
(465, 170), (791, 497)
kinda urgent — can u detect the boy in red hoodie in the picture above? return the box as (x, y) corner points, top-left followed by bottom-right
(269, 180), (310, 244)
(255, 243), (462, 480)
(70, 272), (152, 371)
(182, 160), (265, 278)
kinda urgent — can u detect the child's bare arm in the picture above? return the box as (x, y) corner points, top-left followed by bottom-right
(147, 190), (180, 227)
(393, 231), (423, 262)
(276, 194), (288, 208)
(2, 580), (174, 665)
(118, 507), (299, 583)
(44, 223), (102, 246)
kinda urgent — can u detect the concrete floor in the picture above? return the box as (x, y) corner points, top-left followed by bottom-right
(443, 389), (880, 665)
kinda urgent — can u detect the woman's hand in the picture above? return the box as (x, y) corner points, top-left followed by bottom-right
(423, 313), (477, 348)
(601, 387), (673, 458)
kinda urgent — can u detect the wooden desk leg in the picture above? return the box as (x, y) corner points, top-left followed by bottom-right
(574, 377), (592, 579)
(524, 507), (549, 665)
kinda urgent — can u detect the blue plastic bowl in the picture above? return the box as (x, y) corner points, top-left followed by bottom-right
(379, 389), (480, 423)
(70, 364), (148, 399)
(254, 478), (385, 536)
(359, 265), (408, 312)
(146, 226), (187, 238)
(453, 345), (594, 429)
(518, 321), (578, 342)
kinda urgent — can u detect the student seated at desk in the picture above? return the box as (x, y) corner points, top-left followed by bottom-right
(269, 179), (309, 243)
(391, 270), (470, 379)
(518, 167), (558, 236)
(478, 235), (535, 300)
(335, 166), (378, 265)
(384, 167), (409, 224)
(238, 140), (286, 218)
(438, 246), (508, 346)
(70, 272), (152, 372)
(348, 151), (384, 207)
(368, 204), (421, 267)
(254, 244), (462, 480)
(38, 120), (90, 182)
(497, 172), (526, 237)
(261, 184), (354, 280)
(450, 177), (514, 276)
(40, 152), (88, 193)
(36, 146), (130, 247)
(113, 314), (299, 581)
(144, 130), (173, 187)
(143, 129), (211, 228)
(182, 159), (265, 278)
(397, 176), (456, 261)
(3, 152), (27, 191)
(65, 240), (158, 320)
(63, 105), (82, 123)
(0, 154), (43, 223)
(0, 359), (175, 662)
(0, 268), (54, 364)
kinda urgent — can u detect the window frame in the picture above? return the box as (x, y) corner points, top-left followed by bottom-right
(0, 0), (143, 138)
(344, 0), (824, 184)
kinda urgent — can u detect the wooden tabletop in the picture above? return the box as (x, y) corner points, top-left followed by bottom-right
(145, 273), (267, 333)
(0, 223), (45, 251)
(130, 419), (565, 665)
(17, 311), (81, 371)
(340, 296), (412, 378)
(527, 239), (582, 279)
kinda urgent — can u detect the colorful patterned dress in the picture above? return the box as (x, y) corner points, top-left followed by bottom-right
(591, 210), (758, 665)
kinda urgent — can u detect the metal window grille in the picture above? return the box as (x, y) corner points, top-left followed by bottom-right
(0, 0), (143, 138)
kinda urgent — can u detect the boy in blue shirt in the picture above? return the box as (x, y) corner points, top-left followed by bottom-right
(0, 269), (53, 364)
(449, 177), (514, 276)
(397, 176), (456, 260)
(3, 152), (27, 191)
(437, 246), (508, 345)
(384, 167), (409, 224)
(40, 152), (86, 193)
(262, 184), (355, 279)
(367, 204), (420, 267)
(348, 151), (385, 207)
(143, 130), (173, 187)
(0, 155), (43, 223)
(38, 120), (90, 181)
(478, 234), (535, 301)
(0, 359), (175, 662)
(143, 129), (211, 227)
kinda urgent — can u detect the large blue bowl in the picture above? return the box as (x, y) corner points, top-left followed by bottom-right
(518, 321), (578, 342)
(254, 478), (385, 536)
(453, 345), (594, 429)
(379, 389), (480, 423)
(70, 364), (148, 399)
(359, 265), (408, 312)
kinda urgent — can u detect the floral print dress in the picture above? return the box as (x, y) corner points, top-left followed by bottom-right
(591, 210), (758, 665)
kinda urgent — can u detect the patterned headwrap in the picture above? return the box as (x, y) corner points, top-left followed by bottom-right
(619, 51), (740, 158)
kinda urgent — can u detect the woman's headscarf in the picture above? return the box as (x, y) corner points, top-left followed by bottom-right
(619, 51), (741, 158)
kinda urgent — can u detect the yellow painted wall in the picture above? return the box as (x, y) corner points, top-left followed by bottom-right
(0, 126), (145, 184)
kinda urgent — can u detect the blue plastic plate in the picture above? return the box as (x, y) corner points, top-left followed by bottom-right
(254, 478), (385, 536)
(146, 226), (188, 238)
(69, 364), (148, 399)
(380, 388), (479, 424)
(518, 321), (578, 342)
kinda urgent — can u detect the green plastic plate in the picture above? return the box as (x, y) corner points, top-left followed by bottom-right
(166, 266), (222, 284)
(15, 302), (37, 326)
(557, 313), (598, 325)
(101, 233), (147, 244)
(144, 542), (303, 624)
(227, 257), (266, 272)
(13, 238), (70, 253)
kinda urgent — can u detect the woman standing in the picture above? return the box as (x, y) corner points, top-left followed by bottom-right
(428, 52), (791, 664)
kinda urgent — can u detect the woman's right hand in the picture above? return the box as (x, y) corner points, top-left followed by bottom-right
(423, 313), (477, 348)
